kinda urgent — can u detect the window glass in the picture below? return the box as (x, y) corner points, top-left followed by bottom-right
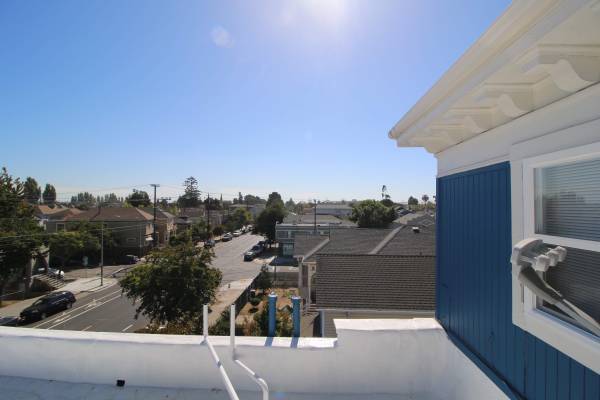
(534, 157), (600, 241)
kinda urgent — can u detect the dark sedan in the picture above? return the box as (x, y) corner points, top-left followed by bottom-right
(20, 291), (76, 322)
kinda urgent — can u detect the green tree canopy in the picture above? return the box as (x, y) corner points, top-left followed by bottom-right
(212, 225), (224, 237)
(255, 264), (272, 295)
(228, 208), (251, 231)
(49, 230), (100, 267)
(408, 196), (419, 208)
(42, 183), (56, 205)
(191, 220), (210, 242)
(266, 192), (284, 209)
(126, 189), (151, 207)
(178, 176), (201, 208)
(70, 192), (97, 208)
(350, 199), (396, 228)
(255, 204), (285, 242)
(284, 198), (296, 211)
(23, 177), (41, 204)
(0, 168), (46, 303)
(120, 243), (222, 326)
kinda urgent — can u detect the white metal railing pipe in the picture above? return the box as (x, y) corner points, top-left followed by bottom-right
(230, 304), (269, 400)
(203, 304), (240, 400)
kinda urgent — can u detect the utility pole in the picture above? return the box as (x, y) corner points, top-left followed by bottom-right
(206, 193), (211, 236)
(94, 205), (104, 286)
(313, 199), (317, 235)
(150, 184), (160, 245)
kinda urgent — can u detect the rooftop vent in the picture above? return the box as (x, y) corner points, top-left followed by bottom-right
(412, 226), (420, 233)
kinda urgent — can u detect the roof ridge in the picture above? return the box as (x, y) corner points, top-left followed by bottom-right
(369, 226), (404, 255)
(303, 237), (330, 261)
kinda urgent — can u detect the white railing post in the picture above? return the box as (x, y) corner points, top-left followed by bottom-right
(230, 304), (269, 400)
(203, 304), (240, 400)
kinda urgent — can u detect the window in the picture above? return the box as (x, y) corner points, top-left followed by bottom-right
(277, 230), (289, 239)
(516, 140), (600, 374)
(56, 223), (65, 231)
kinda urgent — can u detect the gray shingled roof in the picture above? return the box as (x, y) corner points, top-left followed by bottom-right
(293, 234), (328, 258)
(315, 254), (435, 311)
(282, 213), (355, 226)
(377, 225), (435, 256)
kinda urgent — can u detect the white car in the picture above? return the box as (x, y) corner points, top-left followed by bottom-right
(233, 231), (242, 237)
(47, 268), (65, 280)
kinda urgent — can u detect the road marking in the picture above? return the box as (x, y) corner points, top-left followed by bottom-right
(46, 294), (123, 330)
(121, 324), (133, 332)
(81, 325), (93, 331)
(32, 288), (123, 328)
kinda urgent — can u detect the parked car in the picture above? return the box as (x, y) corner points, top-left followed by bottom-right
(221, 233), (233, 242)
(20, 291), (76, 322)
(204, 239), (216, 248)
(0, 316), (19, 327)
(244, 250), (256, 261)
(233, 230), (242, 237)
(47, 268), (65, 280)
(123, 254), (140, 265)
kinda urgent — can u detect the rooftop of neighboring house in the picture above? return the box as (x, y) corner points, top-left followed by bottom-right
(177, 207), (205, 218)
(140, 208), (176, 220)
(281, 213), (356, 226)
(314, 203), (352, 210)
(35, 205), (83, 220)
(64, 207), (154, 222)
(315, 253), (436, 312)
(294, 215), (435, 262)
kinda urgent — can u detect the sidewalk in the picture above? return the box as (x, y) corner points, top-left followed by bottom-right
(208, 278), (255, 325)
(0, 277), (117, 318)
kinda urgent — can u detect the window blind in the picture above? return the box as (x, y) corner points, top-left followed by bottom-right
(535, 157), (600, 242)
(544, 247), (600, 329)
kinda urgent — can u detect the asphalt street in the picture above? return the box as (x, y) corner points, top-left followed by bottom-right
(21, 233), (266, 333)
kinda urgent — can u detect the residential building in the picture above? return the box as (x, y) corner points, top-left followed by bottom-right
(178, 207), (223, 230)
(140, 208), (176, 245)
(34, 204), (82, 229)
(228, 203), (265, 219)
(294, 214), (436, 331)
(276, 213), (356, 257)
(388, 1), (600, 395)
(50, 207), (155, 259)
(316, 254), (435, 337)
(308, 203), (353, 218)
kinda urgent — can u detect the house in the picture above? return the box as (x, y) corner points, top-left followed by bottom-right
(34, 204), (82, 229)
(50, 207), (155, 259)
(316, 254), (435, 337)
(178, 206), (223, 230)
(309, 203), (353, 218)
(276, 213), (356, 256)
(228, 203), (265, 219)
(389, 0), (600, 395)
(294, 214), (436, 332)
(140, 208), (176, 245)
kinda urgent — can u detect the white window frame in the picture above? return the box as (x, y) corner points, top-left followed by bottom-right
(516, 140), (600, 374)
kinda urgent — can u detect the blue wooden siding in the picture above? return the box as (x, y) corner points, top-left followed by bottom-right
(436, 161), (600, 400)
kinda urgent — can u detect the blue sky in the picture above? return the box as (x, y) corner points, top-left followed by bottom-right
(0, 0), (509, 203)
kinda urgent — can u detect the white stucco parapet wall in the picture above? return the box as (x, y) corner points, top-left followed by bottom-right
(0, 319), (507, 400)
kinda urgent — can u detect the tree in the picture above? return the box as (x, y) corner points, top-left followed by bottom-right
(70, 192), (97, 208)
(178, 177), (200, 208)
(42, 184), (56, 205)
(422, 194), (429, 204)
(244, 194), (265, 205)
(23, 177), (41, 204)
(191, 220), (210, 242)
(212, 225), (224, 237)
(169, 229), (192, 246)
(284, 198), (296, 211)
(350, 199), (396, 228)
(49, 230), (100, 267)
(228, 208), (251, 231)
(126, 189), (151, 208)
(266, 192), (284, 209)
(408, 196), (419, 209)
(120, 243), (222, 326)
(0, 168), (46, 304)
(256, 264), (272, 295)
(255, 205), (286, 242)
